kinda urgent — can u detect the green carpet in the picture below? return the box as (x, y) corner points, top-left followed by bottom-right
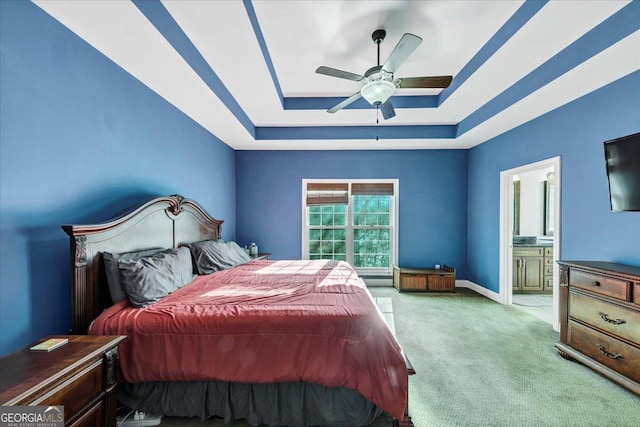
(379, 287), (640, 427)
(160, 287), (640, 426)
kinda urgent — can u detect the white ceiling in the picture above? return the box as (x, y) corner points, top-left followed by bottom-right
(33, 0), (640, 150)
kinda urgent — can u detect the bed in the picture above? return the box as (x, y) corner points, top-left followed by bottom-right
(62, 195), (414, 426)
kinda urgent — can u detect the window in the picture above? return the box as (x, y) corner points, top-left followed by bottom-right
(302, 180), (398, 276)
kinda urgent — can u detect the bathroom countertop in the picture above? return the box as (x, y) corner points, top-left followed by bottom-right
(513, 236), (553, 247)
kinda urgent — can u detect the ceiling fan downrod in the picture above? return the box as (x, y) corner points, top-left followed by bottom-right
(372, 29), (386, 66)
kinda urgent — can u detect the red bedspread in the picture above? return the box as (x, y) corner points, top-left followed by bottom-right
(89, 260), (407, 419)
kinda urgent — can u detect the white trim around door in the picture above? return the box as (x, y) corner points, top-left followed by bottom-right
(499, 156), (561, 332)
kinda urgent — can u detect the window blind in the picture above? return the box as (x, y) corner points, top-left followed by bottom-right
(351, 183), (395, 196)
(306, 183), (349, 205)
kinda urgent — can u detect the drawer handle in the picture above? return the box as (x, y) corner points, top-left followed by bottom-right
(591, 281), (601, 287)
(596, 344), (623, 360)
(598, 311), (626, 325)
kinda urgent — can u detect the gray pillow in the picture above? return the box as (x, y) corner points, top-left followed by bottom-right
(187, 240), (252, 275)
(103, 248), (163, 304)
(118, 247), (194, 307)
(226, 241), (253, 263)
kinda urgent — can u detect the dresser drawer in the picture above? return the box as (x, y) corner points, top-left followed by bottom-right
(570, 270), (630, 300)
(32, 359), (103, 418)
(544, 266), (553, 276)
(569, 291), (640, 344)
(634, 283), (640, 305)
(544, 247), (553, 257)
(567, 321), (640, 383)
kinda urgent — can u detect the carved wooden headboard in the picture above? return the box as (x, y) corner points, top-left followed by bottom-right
(62, 195), (223, 334)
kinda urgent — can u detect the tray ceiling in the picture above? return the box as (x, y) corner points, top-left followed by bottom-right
(33, 0), (640, 150)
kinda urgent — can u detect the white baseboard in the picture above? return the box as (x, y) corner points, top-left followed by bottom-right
(455, 280), (501, 303)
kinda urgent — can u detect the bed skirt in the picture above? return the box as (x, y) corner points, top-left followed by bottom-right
(117, 380), (384, 427)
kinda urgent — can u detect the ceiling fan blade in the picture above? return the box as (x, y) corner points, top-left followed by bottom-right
(397, 75), (453, 89)
(327, 91), (362, 113)
(380, 100), (396, 120)
(316, 66), (365, 82)
(382, 33), (422, 73)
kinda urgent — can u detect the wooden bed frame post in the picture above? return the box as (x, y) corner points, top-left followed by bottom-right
(71, 235), (88, 334)
(397, 408), (413, 426)
(396, 358), (416, 427)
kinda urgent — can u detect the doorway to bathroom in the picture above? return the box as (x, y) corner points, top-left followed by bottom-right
(499, 156), (561, 331)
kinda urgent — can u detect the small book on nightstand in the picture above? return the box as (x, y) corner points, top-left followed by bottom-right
(30, 338), (68, 352)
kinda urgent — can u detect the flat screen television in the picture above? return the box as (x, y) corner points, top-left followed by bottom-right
(604, 132), (640, 212)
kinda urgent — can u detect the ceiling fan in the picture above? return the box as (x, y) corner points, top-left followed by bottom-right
(316, 29), (453, 120)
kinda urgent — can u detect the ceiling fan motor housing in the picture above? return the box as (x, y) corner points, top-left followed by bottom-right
(364, 65), (392, 82)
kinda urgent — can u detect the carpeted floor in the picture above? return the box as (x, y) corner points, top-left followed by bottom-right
(157, 287), (640, 427)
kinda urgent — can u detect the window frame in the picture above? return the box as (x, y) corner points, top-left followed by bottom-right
(301, 179), (399, 276)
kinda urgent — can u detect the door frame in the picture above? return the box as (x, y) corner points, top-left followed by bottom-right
(499, 156), (561, 331)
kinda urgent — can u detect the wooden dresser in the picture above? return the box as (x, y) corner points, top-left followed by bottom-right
(0, 335), (126, 426)
(393, 265), (455, 292)
(556, 261), (639, 394)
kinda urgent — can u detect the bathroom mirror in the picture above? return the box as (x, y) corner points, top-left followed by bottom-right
(513, 180), (520, 236)
(544, 179), (554, 236)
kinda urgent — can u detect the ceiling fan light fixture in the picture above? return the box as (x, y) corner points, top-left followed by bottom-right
(360, 80), (396, 106)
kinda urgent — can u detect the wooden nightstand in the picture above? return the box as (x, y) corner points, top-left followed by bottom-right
(0, 335), (126, 427)
(251, 253), (271, 260)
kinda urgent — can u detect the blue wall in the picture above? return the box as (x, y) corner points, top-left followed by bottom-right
(2, 0), (638, 358)
(467, 71), (640, 293)
(0, 1), (236, 355)
(236, 150), (469, 276)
